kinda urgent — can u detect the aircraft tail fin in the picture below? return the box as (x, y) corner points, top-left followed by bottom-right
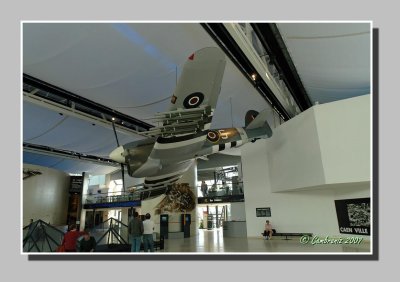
(245, 110), (259, 128)
(245, 109), (273, 137)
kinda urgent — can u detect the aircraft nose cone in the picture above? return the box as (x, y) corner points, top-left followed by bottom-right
(109, 146), (125, 163)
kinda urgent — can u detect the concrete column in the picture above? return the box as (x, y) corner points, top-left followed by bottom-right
(121, 207), (129, 226)
(215, 206), (219, 227)
(141, 195), (164, 234)
(237, 162), (244, 194)
(176, 161), (198, 236)
(79, 210), (86, 231)
(177, 161), (198, 191)
(79, 172), (90, 231)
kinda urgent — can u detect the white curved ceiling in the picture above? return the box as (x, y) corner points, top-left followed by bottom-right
(23, 23), (271, 126)
(22, 22), (371, 175)
(277, 22), (370, 104)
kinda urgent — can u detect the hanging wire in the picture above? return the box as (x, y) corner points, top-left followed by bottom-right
(25, 116), (69, 142)
(115, 64), (180, 109)
(115, 96), (171, 109)
(230, 97), (233, 128)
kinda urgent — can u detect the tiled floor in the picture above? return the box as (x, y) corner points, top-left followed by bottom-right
(161, 228), (371, 253)
(24, 227), (370, 254)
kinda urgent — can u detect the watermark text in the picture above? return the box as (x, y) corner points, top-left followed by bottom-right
(300, 235), (363, 245)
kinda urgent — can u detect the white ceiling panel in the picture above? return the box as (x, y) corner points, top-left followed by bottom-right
(24, 151), (119, 175)
(23, 102), (142, 157)
(22, 22), (370, 175)
(23, 22), (271, 175)
(23, 23), (271, 127)
(277, 22), (371, 104)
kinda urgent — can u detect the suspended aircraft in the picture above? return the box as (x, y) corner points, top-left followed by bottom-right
(109, 47), (273, 190)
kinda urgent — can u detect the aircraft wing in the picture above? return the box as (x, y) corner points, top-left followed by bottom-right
(169, 47), (226, 112)
(144, 47), (226, 137)
(111, 48), (226, 188)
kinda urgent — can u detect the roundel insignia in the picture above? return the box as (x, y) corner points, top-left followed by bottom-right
(183, 92), (204, 109)
(207, 130), (220, 143)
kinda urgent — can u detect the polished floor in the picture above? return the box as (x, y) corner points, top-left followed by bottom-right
(160, 228), (371, 253)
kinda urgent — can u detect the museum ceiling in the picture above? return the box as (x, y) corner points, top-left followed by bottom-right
(22, 22), (371, 176)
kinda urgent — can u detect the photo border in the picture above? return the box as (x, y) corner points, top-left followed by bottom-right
(22, 23), (378, 261)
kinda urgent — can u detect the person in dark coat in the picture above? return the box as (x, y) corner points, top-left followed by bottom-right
(128, 212), (143, 252)
(78, 228), (96, 252)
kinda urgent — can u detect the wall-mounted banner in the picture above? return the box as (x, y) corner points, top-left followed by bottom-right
(334, 197), (370, 235)
(256, 207), (271, 217)
(69, 176), (83, 193)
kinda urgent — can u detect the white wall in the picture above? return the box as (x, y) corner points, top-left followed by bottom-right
(23, 164), (70, 226)
(268, 107), (325, 192)
(121, 207), (129, 226)
(241, 95), (371, 238)
(230, 202), (246, 221)
(315, 95), (371, 184)
(268, 95), (370, 192)
(242, 140), (370, 238)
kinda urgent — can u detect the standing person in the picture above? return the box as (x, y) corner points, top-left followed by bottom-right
(78, 228), (96, 252)
(201, 181), (208, 197)
(128, 212), (143, 252)
(62, 224), (84, 252)
(142, 213), (155, 252)
(263, 220), (273, 240)
(222, 181), (230, 195)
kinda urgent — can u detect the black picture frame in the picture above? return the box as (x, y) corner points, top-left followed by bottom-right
(256, 207), (271, 217)
(334, 198), (370, 235)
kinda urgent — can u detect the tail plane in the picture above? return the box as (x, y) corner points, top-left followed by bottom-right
(245, 109), (273, 138)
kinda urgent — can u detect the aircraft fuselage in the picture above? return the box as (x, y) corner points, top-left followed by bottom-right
(108, 47), (273, 189)
(110, 124), (269, 188)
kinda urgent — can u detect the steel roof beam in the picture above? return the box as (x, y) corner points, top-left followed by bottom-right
(23, 74), (154, 132)
(250, 23), (312, 111)
(201, 23), (291, 121)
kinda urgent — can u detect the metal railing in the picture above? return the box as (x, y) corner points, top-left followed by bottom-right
(23, 220), (65, 252)
(92, 217), (129, 246)
(84, 187), (168, 206)
(85, 192), (141, 204)
(83, 182), (245, 207)
(198, 182), (244, 198)
(22, 218), (130, 252)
